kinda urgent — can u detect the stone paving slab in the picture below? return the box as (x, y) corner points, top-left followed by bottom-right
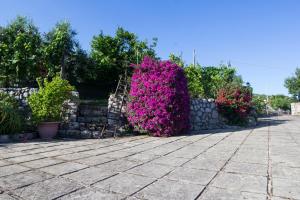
(96, 158), (142, 173)
(39, 162), (88, 175)
(0, 164), (30, 177)
(198, 186), (267, 200)
(0, 151), (27, 159)
(165, 167), (217, 185)
(223, 161), (268, 176)
(127, 163), (174, 178)
(74, 154), (115, 166)
(0, 159), (10, 167)
(0, 116), (299, 199)
(272, 164), (300, 180)
(54, 152), (92, 161)
(211, 171), (267, 194)
(57, 188), (126, 200)
(183, 156), (227, 171)
(150, 155), (190, 167)
(273, 177), (300, 199)
(63, 166), (117, 185)
(93, 173), (155, 195)
(21, 157), (63, 169)
(0, 194), (16, 200)
(14, 177), (82, 200)
(126, 152), (160, 162)
(133, 178), (204, 200)
(0, 170), (53, 190)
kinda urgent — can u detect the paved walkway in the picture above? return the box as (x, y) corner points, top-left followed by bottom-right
(0, 116), (299, 200)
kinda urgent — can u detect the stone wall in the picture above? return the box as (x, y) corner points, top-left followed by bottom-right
(190, 99), (224, 131)
(0, 87), (38, 130)
(59, 97), (108, 139)
(291, 102), (300, 115)
(0, 87), (115, 139)
(1, 88), (243, 138)
(0, 87), (37, 110)
(60, 94), (126, 138)
(0, 88), (93, 137)
(107, 94), (127, 126)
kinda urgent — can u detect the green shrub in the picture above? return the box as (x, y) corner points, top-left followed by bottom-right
(269, 95), (293, 111)
(252, 95), (267, 115)
(183, 64), (243, 99)
(0, 92), (23, 134)
(184, 65), (204, 98)
(28, 76), (75, 124)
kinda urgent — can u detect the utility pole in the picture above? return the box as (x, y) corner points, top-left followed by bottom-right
(193, 49), (196, 67)
(180, 51), (183, 61)
(266, 95), (269, 116)
(136, 48), (139, 65)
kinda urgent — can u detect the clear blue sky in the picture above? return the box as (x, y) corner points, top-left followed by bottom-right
(1, 0), (299, 95)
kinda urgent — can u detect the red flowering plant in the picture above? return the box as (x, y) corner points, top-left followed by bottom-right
(216, 85), (253, 125)
(127, 56), (190, 137)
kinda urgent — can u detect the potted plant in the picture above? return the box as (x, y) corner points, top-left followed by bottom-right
(28, 76), (74, 139)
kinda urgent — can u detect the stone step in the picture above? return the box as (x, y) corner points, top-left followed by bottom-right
(60, 122), (104, 132)
(79, 106), (107, 112)
(79, 109), (107, 117)
(79, 122), (104, 131)
(77, 116), (106, 123)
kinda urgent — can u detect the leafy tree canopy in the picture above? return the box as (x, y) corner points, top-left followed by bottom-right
(284, 68), (300, 101)
(269, 95), (294, 111)
(0, 17), (91, 88)
(90, 27), (157, 87)
(184, 63), (244, 98)
(0, 16), (43, 87)
(43, 21), (78, 79)
(252, 94), (267, 115)
(169, 53), (185, 67)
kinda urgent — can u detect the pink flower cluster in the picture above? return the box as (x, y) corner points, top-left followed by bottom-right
(127, 56), (190, 137)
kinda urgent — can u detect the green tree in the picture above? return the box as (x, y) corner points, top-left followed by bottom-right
(201, 65), (241, 98)
(284, 68), (300, 101)
(169, 53), (184, 67)
(269, 95), (293, 111)
(90, 27), (157, 90)
(0, 16), (43, 87)
(43, 21), (79, 79)
(184, 64), (243, 98)
(184, 64), (204, 97)
(252, 94), (267, 115)
(67, 48), (96, 85)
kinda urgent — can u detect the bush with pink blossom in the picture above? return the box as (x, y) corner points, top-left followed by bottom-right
(127, 57), (190, 137)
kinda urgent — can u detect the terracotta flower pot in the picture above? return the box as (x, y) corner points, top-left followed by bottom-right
(37, 122), (60, 139)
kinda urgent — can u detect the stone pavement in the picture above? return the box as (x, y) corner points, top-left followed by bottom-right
(0, 116), (299, 200)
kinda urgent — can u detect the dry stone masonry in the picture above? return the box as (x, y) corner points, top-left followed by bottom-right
(60, 93), (127, 138)
(190, 98), (225, 131)
(59, 96), (108, 139)
(1, 88), (246, 138)
(107, 94), (127, 128)
(0, 87), (37, 113)
(0, 88), (38, 131)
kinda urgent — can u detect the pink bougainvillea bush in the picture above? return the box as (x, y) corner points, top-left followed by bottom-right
(127, 56), (190, 137)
